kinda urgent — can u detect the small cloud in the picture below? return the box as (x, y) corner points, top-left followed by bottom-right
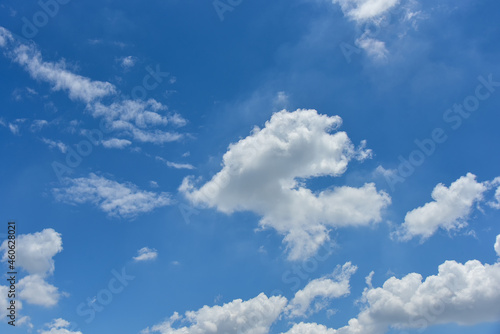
(42, 138), (68, 153)
(149, 181), (159, 188)
(171, 260), (180, 266)
(273, 91), (289, 108)
(101, 138), (132, 149)
(31, 119), (49, 132)
(156, 156), (195, 170)
(8, 123), (20, 135)
(166, 161), (195, 170)
(118, 56), (137, 69)
(356, 36), (389, 62)
(133, 247), (158, 262)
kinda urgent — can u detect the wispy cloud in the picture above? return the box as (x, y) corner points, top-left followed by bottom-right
(53, 173), (172, 218)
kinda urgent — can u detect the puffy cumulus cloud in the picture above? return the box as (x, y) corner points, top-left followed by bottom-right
(141, 293), (288, 334)
(283, 241), (500, 334)
(53, 173), (172, 218)
(397, 173), (488, 241)
(495, 234), (500, 258)
(1, 228), (62, 276)
(287, 262), (357, 317)
(39, 318), (82, 334)
(284, 322), (336, 334)
(1, 229), (63, 308)
(101, 138), (132, 149)
(133, 247), (158, 262)
(180, 109), (390, 260)
(0, 28), (115, 103)
(332, 0), (399, 22)
(18, 274), (60, 307)
(89, 99), (185, 144)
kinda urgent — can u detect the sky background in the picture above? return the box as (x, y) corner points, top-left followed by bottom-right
(1, 0), (500, 333)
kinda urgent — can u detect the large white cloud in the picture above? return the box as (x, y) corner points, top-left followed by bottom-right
(332, 0), (400, 22)
(286, 262), (357, 317)
(283, 240), (500, 334)
(53, 173), (172, 218)
(397, 173), (488, 240)
(18, 274), (60, 307)
(141, 293), (288, 334)
(0, 229), (63, 308)
(1, 228), (62, 276)
(180, 109), (390, 260)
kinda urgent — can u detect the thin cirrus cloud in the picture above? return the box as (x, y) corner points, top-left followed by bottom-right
(284, 236), (500, 334)
(42, 138), (68, 153)
(180, 109), (391, 261)
(396, 173), (498, 241)
(0, 27), (116, 103)
(0, 26), (186, 145)
(53, 173), (172, 218)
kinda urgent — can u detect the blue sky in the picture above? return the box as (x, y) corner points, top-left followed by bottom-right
(1, 0), (500, 333)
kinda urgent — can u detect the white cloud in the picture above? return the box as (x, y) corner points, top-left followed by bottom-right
(397, 173), (488, 240)
(141, 293), (288, 334)
(101, 138), (132, 149)
(166, 161), (195, 170)
(119, 56), (137, 69)
(17, 315), (33, 329)
(284, 239), (500, 334)
(0, 32), (116, 103)
(284, 322), (336, 333)
(40, 318), (82, 334)
(0, 27), (188, 145)
(286, 262), (357, 317)
(18, 274), (60, 307)
(495, 234), (500, 258)
(42, 138), (68, 153)
(0, 285), (22, 319)
(156, 156), (195, 170)
(31, 119), (49, 131)
(53, 173), (172, 218)
(89, 99), (184, 144)
(356, 36), (388, 61)
(487, 177), (500, 209)
(1, 228), (62, 276)
(332, 0), (399, 22)
(133, 247), (158, 262)
(8, 123), (19, 135)
(180, 109), (390, 260)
